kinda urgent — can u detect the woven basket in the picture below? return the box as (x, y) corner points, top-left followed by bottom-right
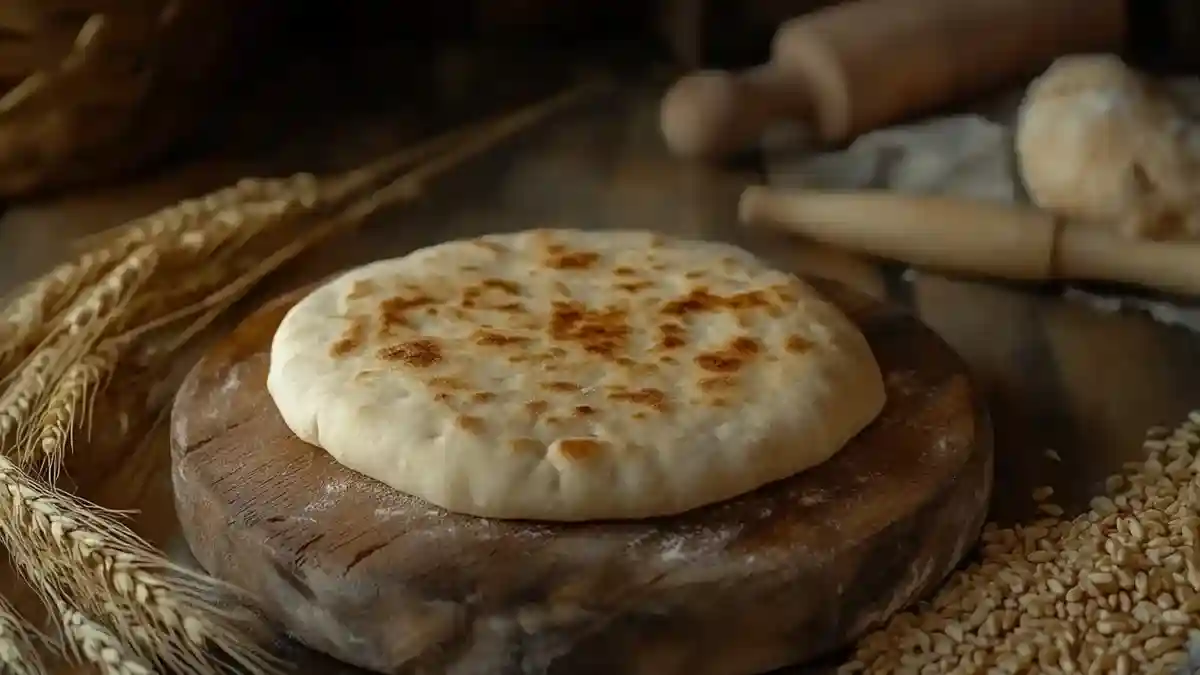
(0, 0), (264, 198)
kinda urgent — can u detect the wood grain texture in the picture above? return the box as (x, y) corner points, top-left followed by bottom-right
(171, 277), (992, 675)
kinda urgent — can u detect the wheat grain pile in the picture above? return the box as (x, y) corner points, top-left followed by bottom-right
(842, 412), (1200, 674)
(0, 84), (597, 675)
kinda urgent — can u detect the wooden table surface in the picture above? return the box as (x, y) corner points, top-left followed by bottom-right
(3, 47), (1200, 674)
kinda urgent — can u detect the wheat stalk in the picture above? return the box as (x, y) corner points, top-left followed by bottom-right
(0, 595), (46, 675)
(0, 249), (121, 379)
(0, 339), (66, 442)
(0, 454), (279, 675)
(23, 340), (120, 479)
(0, 246), (159, 447)
(0, 179), (315, 382)
(59, 605), (154, 675)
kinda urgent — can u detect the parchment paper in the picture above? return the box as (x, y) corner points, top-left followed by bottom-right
(761, 80), (1200, 332)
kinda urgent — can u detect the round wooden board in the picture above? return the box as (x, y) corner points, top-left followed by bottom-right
(171, 277), (993, 675)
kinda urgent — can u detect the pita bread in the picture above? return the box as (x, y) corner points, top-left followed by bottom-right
(267, 229), (885, 521)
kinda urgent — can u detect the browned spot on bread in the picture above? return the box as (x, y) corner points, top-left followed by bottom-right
(377, 339), (442, 367)
(379, 294), (435, 328)
(434, 392), (453, 403)
(460, 264), (481, 272)
(543, 381), (580, 392)
(474, 330), (531, 347)
(347, 279), (379, 300)
(554, 281), (572, 297)
(574, 405), (596, 416)
(472, 392), (496, 403)
(731, 336), (760, 354)
(711, 397), (729, 407)
(608, 387), (669, 411)
(457, 415), (485, 434)
(787, 335), (814, 353)
(685, 270), (705, 279)
(617, 280), (654, 292)
(462, 279), (527, 311)
(660, 355), (678, 365)
(330, 317), (368, 357)
(546, 250), (600, 270)
(510, 438), (543, 454)
(550, 300), (630, 358)
(428, 376), (467, 389)
(632, 411), (647, 420)
(526, 400), (549, 416)
(481, 278), (521, 294)
(613, 266), (636, 276)
(660, 287), (773, 317)
(558, 438), (603, 460)
(699, 376), (737, 391)
(695, 336), (761, 373)
(657, 322), (686, 350)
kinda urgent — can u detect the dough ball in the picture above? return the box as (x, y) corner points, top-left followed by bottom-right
(1016, 53), (1200, 240)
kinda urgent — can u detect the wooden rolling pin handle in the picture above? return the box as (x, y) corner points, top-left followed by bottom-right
(738, 186), (1059, 280)
(661, 0), (1126, 160)
(659, 66), (812, 160)
(770, 0), (1126, 142)
(739, 186), (1200, 298)
(1056, 227), (1200, 297)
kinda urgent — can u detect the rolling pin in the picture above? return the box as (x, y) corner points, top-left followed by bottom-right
(738, 186), (1200, 297)
(660, 0), (1126, 160)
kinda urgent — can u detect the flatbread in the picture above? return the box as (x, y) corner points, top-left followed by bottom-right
(267, 229), (885, 521)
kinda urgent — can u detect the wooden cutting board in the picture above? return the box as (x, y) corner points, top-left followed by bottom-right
(170, 277), (993, 675)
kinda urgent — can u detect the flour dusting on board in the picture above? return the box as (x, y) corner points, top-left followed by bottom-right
(303, 479), (348, 513)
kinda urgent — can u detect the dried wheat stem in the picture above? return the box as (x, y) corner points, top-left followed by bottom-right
(79, 175), (320, 264)
(0, 247), (158, 443)
(0, 248), (124, 378)
(52, 245), (159, 339)
(59, 605), (154, 675)
(22, 339), (122, 478)
(0, 455), (279, 675)
(0, 176), (323, 379)
(0, 339), (67, 442)
(0, 595), (46, 675)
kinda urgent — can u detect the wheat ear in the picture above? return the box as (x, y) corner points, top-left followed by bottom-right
(0, 247), (158, 444)
(0, 339), (68, 442)
(0, 177), (319, 380)
(0, 455), (280, 675)
(58, 604), (155, 675)
(0, 249), (123, 379)
(22, 340), (121, 479)
(0, 595), (46, 675)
